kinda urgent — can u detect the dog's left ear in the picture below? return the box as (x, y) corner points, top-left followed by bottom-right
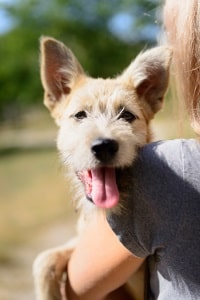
(121, 47), (172, 118)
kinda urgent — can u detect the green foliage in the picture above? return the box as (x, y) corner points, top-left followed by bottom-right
(0, 0), (159, 120)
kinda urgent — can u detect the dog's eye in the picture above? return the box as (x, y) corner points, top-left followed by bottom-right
(74, 111), (87, 120)
(118, 110), (137, 123)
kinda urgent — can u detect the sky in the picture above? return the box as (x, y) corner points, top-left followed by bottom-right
(0, 0), (15, 34)
(108, 11), (159, 42)
(0, 0), (160, 41)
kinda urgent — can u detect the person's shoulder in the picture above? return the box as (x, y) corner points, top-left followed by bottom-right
(135, 139), (199, 178)
(140, 138), (200, 162)
(142, 138), (183, 155)
(181, 138), (200, 154)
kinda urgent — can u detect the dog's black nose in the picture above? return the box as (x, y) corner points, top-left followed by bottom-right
(91, 138), (119, 163)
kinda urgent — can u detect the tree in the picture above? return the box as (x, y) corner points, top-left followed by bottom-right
(0, 0), (160, 119)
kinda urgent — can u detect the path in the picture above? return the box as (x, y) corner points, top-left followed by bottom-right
(0, 217), (77, 300)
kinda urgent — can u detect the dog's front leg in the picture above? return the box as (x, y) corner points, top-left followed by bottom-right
(33, 238), (77, 300)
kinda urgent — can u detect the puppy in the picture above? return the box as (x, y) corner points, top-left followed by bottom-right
(33, 37), (171, 300)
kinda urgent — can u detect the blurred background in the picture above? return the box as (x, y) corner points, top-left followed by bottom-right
(0, 0), (194, 299)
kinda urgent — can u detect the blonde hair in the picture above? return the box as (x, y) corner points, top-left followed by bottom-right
(163, 0), (200, 135)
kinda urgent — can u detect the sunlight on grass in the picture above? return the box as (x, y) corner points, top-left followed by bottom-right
(0, 149), (75, 261)
(152, 91), (196, 140)
(152, 113), (195, 141)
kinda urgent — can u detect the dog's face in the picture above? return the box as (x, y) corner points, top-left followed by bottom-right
(40, 37), (171, 209)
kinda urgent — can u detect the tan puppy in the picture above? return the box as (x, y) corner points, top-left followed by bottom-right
(33, 37), (171, 300)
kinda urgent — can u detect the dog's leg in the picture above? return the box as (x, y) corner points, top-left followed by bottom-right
(33, 238), (77, 300)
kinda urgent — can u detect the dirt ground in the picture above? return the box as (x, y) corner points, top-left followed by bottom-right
(0, 218), (77, 300)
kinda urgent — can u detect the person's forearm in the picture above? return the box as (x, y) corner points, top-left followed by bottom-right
(66, 282), (134, 300)
(65, 241), (142, 300)
(105, 285), (135, 300)
(64, 215), (144, 300)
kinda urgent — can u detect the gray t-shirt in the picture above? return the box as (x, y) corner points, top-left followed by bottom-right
(107, 139), (200, 300)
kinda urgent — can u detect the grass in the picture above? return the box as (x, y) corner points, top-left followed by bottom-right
(152, 113), (196, 140)
(0, 148), (75, 262)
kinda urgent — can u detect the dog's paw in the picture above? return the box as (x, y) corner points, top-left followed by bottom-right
(33, 247), (73, 300)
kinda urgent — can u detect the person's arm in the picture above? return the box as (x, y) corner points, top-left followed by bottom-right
(65, 213), (145, 300)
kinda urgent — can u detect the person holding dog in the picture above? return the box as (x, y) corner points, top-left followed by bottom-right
(62, 0), (200, 299)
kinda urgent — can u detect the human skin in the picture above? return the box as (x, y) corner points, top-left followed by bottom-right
(65, 213), (145, 300)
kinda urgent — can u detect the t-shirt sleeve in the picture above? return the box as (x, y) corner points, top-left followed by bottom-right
(107, 140), (185, 258)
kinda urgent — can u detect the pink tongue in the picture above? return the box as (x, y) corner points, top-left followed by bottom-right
(91, 168), (119, 208)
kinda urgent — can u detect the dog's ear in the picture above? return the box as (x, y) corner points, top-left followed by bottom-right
(121, 47), (172, 118)
(40, 36), (84, 112)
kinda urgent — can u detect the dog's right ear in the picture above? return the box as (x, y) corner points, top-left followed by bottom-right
(40, 37), (84, 113)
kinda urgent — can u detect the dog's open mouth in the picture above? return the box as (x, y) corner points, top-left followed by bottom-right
(77, 168), (119, 209)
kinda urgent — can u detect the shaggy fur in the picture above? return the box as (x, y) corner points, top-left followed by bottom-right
(33, 37), (171, 300)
